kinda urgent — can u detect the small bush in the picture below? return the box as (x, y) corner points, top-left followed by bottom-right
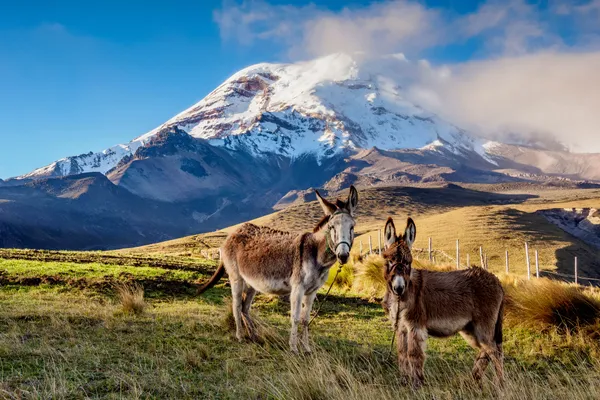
(115, 282), (146, 315)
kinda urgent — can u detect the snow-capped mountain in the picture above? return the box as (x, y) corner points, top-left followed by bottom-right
(21, 53), (482, 180)
(5, 53), (600, 250)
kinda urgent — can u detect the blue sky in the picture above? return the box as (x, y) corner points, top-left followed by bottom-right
(1, 0), (598, 178)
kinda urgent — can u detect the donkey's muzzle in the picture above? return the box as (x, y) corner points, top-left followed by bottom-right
(335, 241), (351, 264)
(391, 275), (405, 296)
(338, 253), (349, 265)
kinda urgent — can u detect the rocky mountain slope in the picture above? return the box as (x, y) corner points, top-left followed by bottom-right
(4, 53), (600, 249)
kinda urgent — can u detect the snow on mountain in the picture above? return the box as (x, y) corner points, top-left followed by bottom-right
(20, 53), (484, 180)
(20, 142), (145, 179)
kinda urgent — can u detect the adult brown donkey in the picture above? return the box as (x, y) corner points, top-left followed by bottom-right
(381, 217), (504, 388)
(198, 186), (358, 353)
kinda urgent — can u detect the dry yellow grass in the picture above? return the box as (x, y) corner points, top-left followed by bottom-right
(115, 282), (146, 315)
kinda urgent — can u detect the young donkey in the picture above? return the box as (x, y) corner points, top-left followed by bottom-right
(381, 217), (504, 388)
(198, 186), (358, 352)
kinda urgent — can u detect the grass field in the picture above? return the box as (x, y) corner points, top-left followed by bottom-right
(1, 250), (600, 399)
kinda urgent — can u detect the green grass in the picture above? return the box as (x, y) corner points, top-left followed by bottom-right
(1, 255), (600, 399)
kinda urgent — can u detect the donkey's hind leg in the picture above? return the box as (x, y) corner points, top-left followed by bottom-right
(460, 328), (488, 383)
(481, 341), (504, 387)
(241, 285), (258, 341)
(230, 277), (245, 342)
(300, 292), (317, 353)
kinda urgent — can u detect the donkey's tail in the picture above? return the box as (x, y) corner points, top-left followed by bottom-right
(494, 299), (504, 346)
(197, 262), (226, 295)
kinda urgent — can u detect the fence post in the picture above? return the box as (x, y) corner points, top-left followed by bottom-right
(369, 236), (373, 255)
(378, 230), (382, 255)
(360, 240), (363, 255)
(505, 250), (509, 274)
(574, 256), (578, 285)
(525, 242), (531, 280)
(535, 250), (539, 278)
(218, 248), (222, 260)
(428, 237), (432, 262)
(484, 254), (488, 270)
(479, 246), (484, 268)
(466, 253), (470, 268)
(456, 239), (460, 269)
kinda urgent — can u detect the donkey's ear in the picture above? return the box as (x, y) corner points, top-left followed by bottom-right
(402, 217), (416, 249)
(384, 217), (397, 249)
(345, 185), (358, 216)
(315, 189), (337, 216)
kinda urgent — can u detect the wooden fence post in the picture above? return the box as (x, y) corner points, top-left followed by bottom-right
(360, 240), (363, 255)
(369, 236), (373, 255)
(479, 246), (484, 268)
(505, 250), (509, 274)
(218, 248), (222, 260)
(466, 253), (470, 268)
(378, 230), (382, 254)
(525, 242), (531, 280)
(456, 239), (460, 269)
(428, 237), (432, 262)
(574, 256), (578, 285)
(535, 250), (539, 278)
(484, 254), (488, 270)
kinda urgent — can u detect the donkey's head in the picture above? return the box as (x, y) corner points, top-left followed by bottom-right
(382, 217), (416, 297)
(315, 186), (359, 265)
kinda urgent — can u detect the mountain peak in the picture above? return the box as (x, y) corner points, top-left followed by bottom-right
(19, 53), (475, 180)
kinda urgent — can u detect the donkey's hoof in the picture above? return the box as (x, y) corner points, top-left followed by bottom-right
(411, 378), (424, 390)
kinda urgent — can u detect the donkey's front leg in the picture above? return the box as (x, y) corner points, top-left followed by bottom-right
(289, 285), (305, 353)
(407, 326), (427, 389)
(300, 292), (318, 353)
(397, 327), (410, 381)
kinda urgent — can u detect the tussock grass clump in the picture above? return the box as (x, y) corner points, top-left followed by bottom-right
(115, 282), (146, 315)
(501, 276), (600, 332)
(352, 255), (386, 298)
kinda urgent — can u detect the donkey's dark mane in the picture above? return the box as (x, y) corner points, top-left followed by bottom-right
(313, 215), (331, 233)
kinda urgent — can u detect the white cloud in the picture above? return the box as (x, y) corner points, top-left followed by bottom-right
(410, 52), (600, 152)
(214, 1), (600, 152)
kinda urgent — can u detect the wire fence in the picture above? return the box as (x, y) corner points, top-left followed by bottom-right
(197, 229), (599, 287)
(355, 231), (600, 287)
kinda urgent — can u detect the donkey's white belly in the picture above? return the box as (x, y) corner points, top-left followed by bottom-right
(426, 316), (471, 337)
(242, 274), (292, 295)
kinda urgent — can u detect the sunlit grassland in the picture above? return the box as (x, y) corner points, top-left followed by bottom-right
(1, 252), (599, 399)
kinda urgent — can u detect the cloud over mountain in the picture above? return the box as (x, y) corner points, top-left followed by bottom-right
(214, 0), (600, 151)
